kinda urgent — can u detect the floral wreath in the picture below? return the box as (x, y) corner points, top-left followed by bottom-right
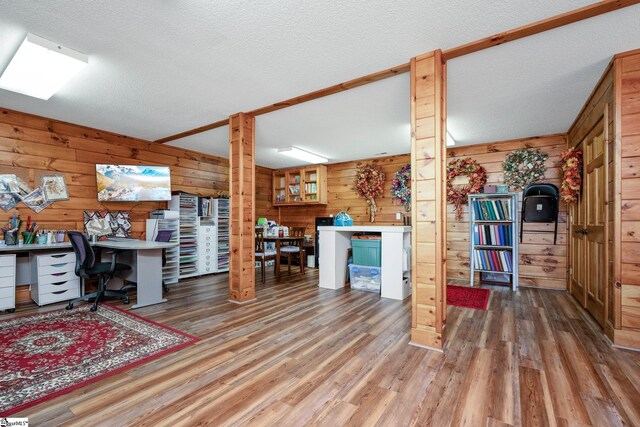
(354, 161), (386, 222)
(502, 148), (548, 190)
(447, 158), (487, 220)
(559, 147), (583, 204)
(390, 163), (411, 211)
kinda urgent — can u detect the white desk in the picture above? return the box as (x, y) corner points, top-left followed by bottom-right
(318, 226), (412, 300)
(0, 239), (176, 309)
(95, 240), (176, 309)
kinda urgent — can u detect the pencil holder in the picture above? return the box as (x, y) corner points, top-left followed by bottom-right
(37, 235), (47, 245)
(22, 231), (36, 245)
(5, 231), (17, 246)
(56, 231), (65, 243)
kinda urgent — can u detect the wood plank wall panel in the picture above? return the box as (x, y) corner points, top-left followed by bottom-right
(446, 135), (568, 290)
(0, 108), (228, 303)
(255, 155), (410, 235)
(228, 113), (256, 303)
(410, 51), (447, 350)
(0, 108), (228, 241)
(618, 52), (640, 344)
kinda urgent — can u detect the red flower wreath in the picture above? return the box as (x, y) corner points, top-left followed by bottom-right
(447, 158), (487, 220)
(559, 147), (583, 204)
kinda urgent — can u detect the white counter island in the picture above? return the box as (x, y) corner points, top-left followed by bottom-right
(317, 225), (411, 300)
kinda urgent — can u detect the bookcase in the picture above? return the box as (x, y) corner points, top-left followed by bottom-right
(468, 193), (519, 291)
(169, 193), (199, 279)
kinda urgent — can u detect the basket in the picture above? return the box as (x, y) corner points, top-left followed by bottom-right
(334, 211), (353, 226)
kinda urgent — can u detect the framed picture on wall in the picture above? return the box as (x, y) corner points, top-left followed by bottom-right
(22, 188), (52, 213)
(0, 193), (20, 211)
(41, 175), (69, 201)
(0, 174), (18, 194)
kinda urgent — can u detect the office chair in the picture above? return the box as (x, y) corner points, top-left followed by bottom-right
(66, 231), (132, 312)
(120, 229), (173, 293)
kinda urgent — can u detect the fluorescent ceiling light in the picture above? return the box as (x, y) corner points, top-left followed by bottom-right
(0, 33), (88, 100)
(278, 146), (328, 164)
(446, 131), (456, 147)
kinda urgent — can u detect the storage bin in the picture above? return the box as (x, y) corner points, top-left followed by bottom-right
(349, 264), (381, 293)
(351, 236), (381, 267)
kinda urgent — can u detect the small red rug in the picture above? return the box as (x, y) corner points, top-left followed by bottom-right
(0, 304), (198, 416)
(447, 285), (490, 310)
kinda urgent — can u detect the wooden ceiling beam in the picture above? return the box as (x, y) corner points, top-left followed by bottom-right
(155, 0), (640, 144)
(154, 63), (409, 143)
(154, 118), (230, 144)
(442, 0), (640, 61)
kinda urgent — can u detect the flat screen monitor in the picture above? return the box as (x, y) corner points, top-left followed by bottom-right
(96, 164), (171, 202)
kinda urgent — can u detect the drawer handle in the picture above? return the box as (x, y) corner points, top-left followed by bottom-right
(52, 263), (67, 267)
(51, 281), (67, 286)
(51, 254), (68, 258)
(52, 272), (66, 277)
(52, 290), (68, 295)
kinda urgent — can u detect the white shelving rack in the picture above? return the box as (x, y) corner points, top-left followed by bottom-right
(146, 218), (180, 285)
(169, 193), (199, 279)
(214, 198), (230, 272)
(468, 193), (519, 291)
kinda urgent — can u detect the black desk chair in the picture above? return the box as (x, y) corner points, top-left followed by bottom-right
(120, 230), (173, 293)
(66, 231), (132, 312)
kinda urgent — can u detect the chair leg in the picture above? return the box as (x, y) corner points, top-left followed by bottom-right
(301, 251), (305, 274)
(288, 254), (292, 275)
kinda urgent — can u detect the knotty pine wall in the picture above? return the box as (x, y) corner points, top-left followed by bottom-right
(256, 154), (411, 235)
(446, 134), (568, 290)
(0, 108), (228, 240)
(619, 51), (640, 340)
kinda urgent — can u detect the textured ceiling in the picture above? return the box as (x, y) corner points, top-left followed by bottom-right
(0, 1), (637, 168)
(447, 5), (640, 146)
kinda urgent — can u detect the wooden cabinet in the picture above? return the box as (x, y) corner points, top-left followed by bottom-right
(273, 165), (327, 206)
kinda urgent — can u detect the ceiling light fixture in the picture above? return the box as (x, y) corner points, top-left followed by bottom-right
(0, 33), (88, 100)
(277, 146), (328, 164)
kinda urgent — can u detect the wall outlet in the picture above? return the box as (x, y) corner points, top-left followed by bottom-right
(396, 212), (402, 220)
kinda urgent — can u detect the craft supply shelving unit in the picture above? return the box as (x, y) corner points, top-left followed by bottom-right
(169, 193), (199, 279)
(145, 218), (179, 285)
(468, 193), (519, 291)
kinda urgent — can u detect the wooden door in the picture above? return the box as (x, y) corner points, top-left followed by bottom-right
(569, 141), (587, 306)
(584, 133), (607, 327)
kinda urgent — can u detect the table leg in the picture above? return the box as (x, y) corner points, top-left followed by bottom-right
(131, 248), (167, 309)
(276, 242), (281, 281)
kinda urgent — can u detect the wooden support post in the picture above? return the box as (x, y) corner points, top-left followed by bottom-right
(229, 113), (256, 303)
(410, 50), (447, 350)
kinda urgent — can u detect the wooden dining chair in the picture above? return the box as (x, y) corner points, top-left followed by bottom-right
(255, 229), (277, 283)
(280, 227), (306, 275)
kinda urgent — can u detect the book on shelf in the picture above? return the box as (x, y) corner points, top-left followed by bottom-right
(473, 199), (512, 221)
(473, 225), (512, 246)
(474, 249), (512, 272)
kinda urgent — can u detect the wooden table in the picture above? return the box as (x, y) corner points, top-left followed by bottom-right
(263, 236), (305, 280)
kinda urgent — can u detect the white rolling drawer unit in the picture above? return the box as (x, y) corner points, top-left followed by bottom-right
(198, 224), (217, 275)
(30, 252), (80, 306)
(0, 254), (16, 312)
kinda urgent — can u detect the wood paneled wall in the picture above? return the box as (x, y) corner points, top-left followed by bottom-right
(255, 155), (411, 235)
(617, 50), (640, 346)
(0, 108), (227, 242)
(447, 134), (568, 290)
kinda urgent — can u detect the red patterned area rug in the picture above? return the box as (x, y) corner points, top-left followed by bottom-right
(0, 304), (198, 416)
(447, 285), (490, 310)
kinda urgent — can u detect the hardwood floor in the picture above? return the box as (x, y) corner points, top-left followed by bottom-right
(6, 270), (640, 426)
